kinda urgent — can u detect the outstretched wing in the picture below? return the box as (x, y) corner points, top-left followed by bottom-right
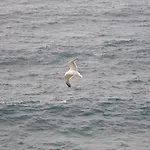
(64, 73), (74, 87)
(68, 58), (78, 71)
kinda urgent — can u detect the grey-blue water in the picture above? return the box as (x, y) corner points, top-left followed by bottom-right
(0, 0), (150, 149)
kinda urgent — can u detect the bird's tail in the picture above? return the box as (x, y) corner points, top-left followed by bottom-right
(77, 72), (83, 78)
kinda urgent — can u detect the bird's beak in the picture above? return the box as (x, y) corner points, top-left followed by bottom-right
(77, 73), (82, 78)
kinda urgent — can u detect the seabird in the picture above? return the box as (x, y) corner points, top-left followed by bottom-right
(64, 58), (82, 87)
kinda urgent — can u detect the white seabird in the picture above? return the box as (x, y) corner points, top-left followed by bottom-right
(64, 58), (82, 87)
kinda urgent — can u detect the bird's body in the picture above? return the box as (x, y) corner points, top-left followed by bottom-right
(64, 58), (82, 87)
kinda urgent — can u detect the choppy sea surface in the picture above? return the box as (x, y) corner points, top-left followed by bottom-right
(0, 0), (150, 149)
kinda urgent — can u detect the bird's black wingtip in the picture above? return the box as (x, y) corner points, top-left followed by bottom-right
(66, 83), (71, 87)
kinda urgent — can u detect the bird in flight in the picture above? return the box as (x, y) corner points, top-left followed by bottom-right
(64, 58), (82, 87)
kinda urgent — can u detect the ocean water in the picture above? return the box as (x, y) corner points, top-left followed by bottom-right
(0, 0), (150, 149)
